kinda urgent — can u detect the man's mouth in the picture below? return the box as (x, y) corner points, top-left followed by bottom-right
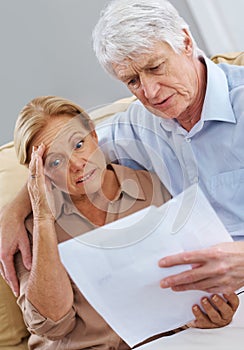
(76, 169), (96, 184)
(154, 95), (172, 106)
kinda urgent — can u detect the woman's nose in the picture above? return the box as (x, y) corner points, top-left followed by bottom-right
(69, 154), (86, 172)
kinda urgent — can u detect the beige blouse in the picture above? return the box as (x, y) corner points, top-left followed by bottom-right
(16, 164), (171, 350)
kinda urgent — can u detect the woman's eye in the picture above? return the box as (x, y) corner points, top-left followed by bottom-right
(75, 140), (84, 149)
(50, 158), (61, 168)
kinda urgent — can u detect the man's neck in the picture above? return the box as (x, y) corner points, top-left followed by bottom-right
(177, 58), (207, 132)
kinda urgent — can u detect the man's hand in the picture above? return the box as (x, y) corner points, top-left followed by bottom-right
(0, 201), (32, 296)
(158, 242), (244, 294)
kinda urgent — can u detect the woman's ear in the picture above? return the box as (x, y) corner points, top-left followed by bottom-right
(91, 129), (98, 143)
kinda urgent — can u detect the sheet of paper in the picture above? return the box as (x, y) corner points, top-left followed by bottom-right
(58, 184), (232, 347)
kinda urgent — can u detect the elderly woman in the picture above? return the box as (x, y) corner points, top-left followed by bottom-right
(13, 96), (238, 349)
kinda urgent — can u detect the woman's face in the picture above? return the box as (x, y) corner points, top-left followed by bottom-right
(30, 114), (107, 199)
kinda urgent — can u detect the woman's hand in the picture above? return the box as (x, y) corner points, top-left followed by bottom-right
(28, 144), (55, 222)
(188, 293), (239, 329)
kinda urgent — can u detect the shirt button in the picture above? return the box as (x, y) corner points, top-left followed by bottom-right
(185, 137), (191, 143)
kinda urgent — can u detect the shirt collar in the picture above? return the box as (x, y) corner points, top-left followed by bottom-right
(107, 163), (146, 201)
(160, 56), (236, 133)
(202, 57), (236, 123)
(53, 164), (146, 221)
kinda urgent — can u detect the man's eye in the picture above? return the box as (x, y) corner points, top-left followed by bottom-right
(75, 140), (84, 149)
(150, 65), (160, 71)
(149, 62), (165, 73)
(128, 77), (140, 89)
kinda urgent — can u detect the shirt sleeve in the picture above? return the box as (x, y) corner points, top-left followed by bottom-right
(15, 250), (77, 340)
(96, 101), (155, 170)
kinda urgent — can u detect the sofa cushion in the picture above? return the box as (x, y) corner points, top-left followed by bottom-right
(0, 142), (29, 348)
(0, 276), (29, 348)
(211, 51), (244, 65)
(0, 142), (28, 209)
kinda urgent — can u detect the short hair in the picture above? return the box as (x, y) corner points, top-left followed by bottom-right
(14, 96), (93, 166)
(93, 0), (202, 77)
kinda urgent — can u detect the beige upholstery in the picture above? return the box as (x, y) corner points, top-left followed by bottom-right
(211, 51), (244, 65)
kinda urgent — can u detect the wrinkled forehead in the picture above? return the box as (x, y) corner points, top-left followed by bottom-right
(52, 115), (91, 143)
(29, 114), (91, 162)
(46, 115), (91, 155)
(112, 41), (172, 79)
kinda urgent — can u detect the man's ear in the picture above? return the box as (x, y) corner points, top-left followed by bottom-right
(182, 29), (193, 55)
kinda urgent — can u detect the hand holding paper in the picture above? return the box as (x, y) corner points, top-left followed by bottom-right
(58, 184), (233, 347)
(159, 240), (244, 294)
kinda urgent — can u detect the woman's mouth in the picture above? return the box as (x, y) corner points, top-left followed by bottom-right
(76, 169), (96, 184)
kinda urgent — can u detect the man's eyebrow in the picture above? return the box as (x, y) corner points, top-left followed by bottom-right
(144, 57), (164, 68)
(117, 71), (135, 82)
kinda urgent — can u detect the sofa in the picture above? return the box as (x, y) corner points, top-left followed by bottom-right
(0, 52), (243, 349)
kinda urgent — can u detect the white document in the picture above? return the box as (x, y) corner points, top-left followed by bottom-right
(58, 184), (232, 347)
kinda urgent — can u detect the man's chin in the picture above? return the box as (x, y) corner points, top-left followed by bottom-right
(146, 105), (173, 120)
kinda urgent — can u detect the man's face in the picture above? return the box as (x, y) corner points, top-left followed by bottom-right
(112, 39), (201, 120)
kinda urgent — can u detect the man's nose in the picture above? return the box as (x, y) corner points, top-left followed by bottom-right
(141, 75), (160, 100)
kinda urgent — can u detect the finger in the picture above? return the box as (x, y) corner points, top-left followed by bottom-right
(36, 143), (45, 157)
(1, 258), (20, 297)
(36, 150), (45, 179)
(201, 296), (225, 325)
(160, 266), (208, 289)
(171, 278), (234, 294)
(29, 147), (37, 179)
(160, 262), (234, 293)
(190, 304), (212, 328)
(158, 250), (208, 268)
(29, 144), (45, 178)
(18, 233), (32, 272)
(223, 293), (240, 312)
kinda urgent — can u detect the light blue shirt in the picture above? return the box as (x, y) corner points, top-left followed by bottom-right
(96, 58), (244, 240)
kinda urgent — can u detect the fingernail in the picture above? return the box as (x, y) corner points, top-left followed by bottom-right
(159, 259), (165, 266)
(212, 295), (219, 302)
(160, 280), (169, 288)
(202, 297), (208, 304)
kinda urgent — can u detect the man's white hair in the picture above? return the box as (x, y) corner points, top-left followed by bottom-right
(92, 0), (203, 77)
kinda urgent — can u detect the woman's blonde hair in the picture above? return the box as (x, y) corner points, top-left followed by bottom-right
(14, 95), (93, 165)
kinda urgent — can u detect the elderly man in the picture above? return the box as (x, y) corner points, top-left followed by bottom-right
(1, 0), (244, 296)
(93, 0), (244, 294)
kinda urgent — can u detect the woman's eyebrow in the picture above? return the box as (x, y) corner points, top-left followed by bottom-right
(67, 131), (82, 143)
